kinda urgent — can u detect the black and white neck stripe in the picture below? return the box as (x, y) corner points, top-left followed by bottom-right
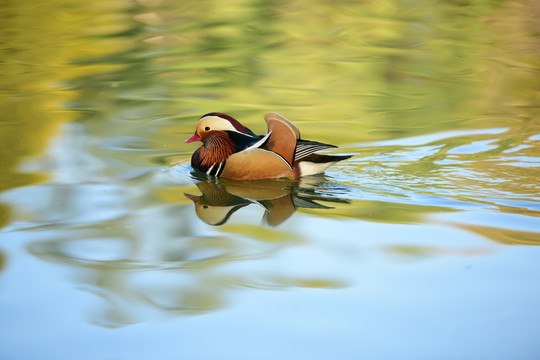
(205, 161), (225, 177)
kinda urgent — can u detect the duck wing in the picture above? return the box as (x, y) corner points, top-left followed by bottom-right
(262, 112), (300, 167)
(294, 139), (337, 162)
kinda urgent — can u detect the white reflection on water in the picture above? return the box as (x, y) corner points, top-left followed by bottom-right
(355, 127), (508, 147)
(1, 0), (540, 358)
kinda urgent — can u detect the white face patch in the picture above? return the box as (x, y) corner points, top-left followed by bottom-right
(198, 116), (239, 134)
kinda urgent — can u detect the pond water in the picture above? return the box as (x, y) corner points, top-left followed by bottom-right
(1, 0), (539, 359)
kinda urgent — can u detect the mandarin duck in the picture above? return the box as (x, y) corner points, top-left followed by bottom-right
(186, 112), (351, 180)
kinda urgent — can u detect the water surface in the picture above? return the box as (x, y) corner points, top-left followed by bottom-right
(1, 0), (539, 359)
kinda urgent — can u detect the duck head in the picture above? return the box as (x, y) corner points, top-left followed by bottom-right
(185, 112), (255, 144)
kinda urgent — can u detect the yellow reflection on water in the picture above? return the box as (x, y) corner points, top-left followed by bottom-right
(0, 0), (539, 336)
(0, 0), (135, 193)
(460, 225), (540, 246)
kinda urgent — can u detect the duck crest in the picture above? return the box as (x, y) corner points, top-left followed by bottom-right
(193, 131), (236, 176)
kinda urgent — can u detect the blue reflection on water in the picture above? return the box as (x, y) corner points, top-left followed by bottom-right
(1, 0), (540, 359)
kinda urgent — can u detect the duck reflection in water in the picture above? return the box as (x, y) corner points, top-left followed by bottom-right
(185, 172), (350, 227)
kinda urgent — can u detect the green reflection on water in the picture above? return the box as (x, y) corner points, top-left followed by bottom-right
(0, 0), (539, 333)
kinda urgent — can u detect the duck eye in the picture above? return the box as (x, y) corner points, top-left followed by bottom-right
(204, 126), (210, 131)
